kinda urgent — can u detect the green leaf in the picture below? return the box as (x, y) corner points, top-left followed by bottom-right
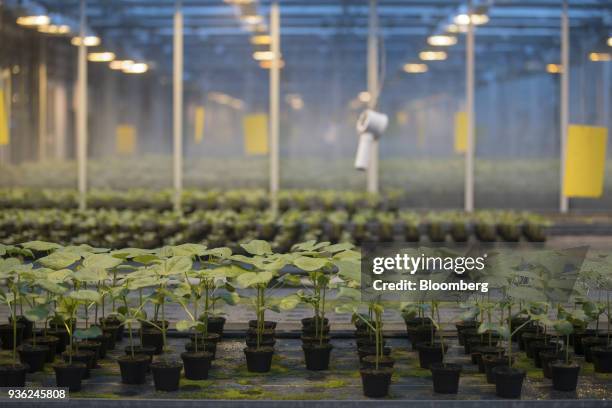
(159, 256), (192, 276)
(279, 294), (301, 310)
(171, 244), (208, 257)
(176, 320), (196, 332)
(240, 240), (272, 256)
(203, 247), (232, 258)
(323, 243), (355, 253)
(24, 305), (50, 322)
(218, 291), (240, 305)
(553, 319), (574, 335)
(20, 241), (61, 252)
(68, 289), (101, 303)
(133, 254), (161, 265)
(293, 256), (328, 272)
(39, 251), (81, 270)
(72, 267), (109, 283)
(83, 253), (123, 270)
(236, 271), (274, 288)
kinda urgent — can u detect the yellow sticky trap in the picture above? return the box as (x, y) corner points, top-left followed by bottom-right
(116, 125), (137, 154)
(454, 111), (467, 153)
(563, 125), (608, 198)
(243, 114), (268, 155)
(0, 89), (9, 146)
(194, 106), (205, 144)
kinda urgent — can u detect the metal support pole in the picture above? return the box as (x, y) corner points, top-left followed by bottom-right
(38, 39), (47, 162)
(173, 0), (184, 212)
(367, 0), (379, 194)
(77, 0), (88, 211)
(269, 1), (280, 215)
(464, 1), (475, 213)
(560, 0), (569, 213)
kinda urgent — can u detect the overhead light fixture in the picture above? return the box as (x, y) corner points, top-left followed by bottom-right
(109, 59), (134, 70)
(285, 94), (304, 110)
(224, 0), (255, 4)
(454, 14), (489, 26)
(608, 37), (612, 47)
(123, 63), (148, 74)
(589, 52), (611, 62)
(71, 36), (101, 47)
(241, 15), (263, 25)
(358, 91), (371, 103)
(250, 35), (272, 45)
(403, 63), (428, 73)
(17, 15), (51, 27)
(38, 24), (70, 34)
(546, 64), (563, 74)
(253, 51), (275, 61)
(446, 24), (467, 34)
(427, 35), (457, 46)
(419, 51), (447, 61)
(259, 59), (285, 69)
(88, 52), (115, 62)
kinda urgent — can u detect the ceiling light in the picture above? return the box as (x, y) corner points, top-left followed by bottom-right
(259, 60), (285, 69)
(253, 51), (275, 61)
(608, 37), (612, 47)
(88, 52), (115, 62)
(251, 35), (272, 45)
(109, 60), (133, 70)
(419, 51), (447, 61)
(403, 63), (428, 73)
(358, 92), (371, 103)
(71, 36), (101, 47)
(123, 63), (148, 74)
(17, 15), (50, 27)
(589, 52), (611, 62)
(446, 24), (467, 34)
(241, 15), (263, 25)
(427, 35), (457, 46)
(546, 64), (563, 74)
(454, 14), (489, 26)
(38, 24), (70, 34)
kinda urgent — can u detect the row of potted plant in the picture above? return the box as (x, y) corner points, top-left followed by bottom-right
(0, 208), (549, 251)
(2, 240), (607, 399)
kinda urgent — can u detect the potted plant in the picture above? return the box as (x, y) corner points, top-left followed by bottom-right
(550, 318), (580, 391)
(430, 301), (461, 394)
(232, 240), (285, 373)
(0, 257), (30, 386)
(417, 300), (448, 369)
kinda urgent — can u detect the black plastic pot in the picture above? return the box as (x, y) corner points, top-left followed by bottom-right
(62, 350), (95, 379)
(518, 329), (538, 351)
(185, 341), (218, 358)
(493, 366), (525, 399)
(18, 344), (48, 372)
(151, 361), (182, 392)
(0, 363), (28, 387)
(551, 362), (580, 391)
(361, 355), (395, 369)
(9, 316), (33, 339)
(583, 337), (607, 363)
(302, 325), (331, 336)
(244, 347), (274, 373)
(181, 351), (213, 380)
(540, 350), (563, 379)
(246, 337), (276, 349)
(124, 344), (156, 372)
(301, 335), (331, 346)
(94, 333), (110, 359)
(523, 333), (546, 358)
(47, 328), (68, 354)
(53, 362), (85, 392)
(474, 346), (505, 373)
(248, 320), (277, 330)
(592, 346), (612, 373)
(356, 336), (385, 349)
(141, 329), (164, 354)
(406, 325), (434, 351)
(101, 325), (119, 351)
(455, 321), (478, 346)
(100, 316), (123, 341)
(572, 329), (597, 355)
(533, 343), (559, 368)
(483, 355), (509, 384)
(431, 363), (461, 394)
(417, 343), (446, 369)
(205, 316), (226, 335)
(303, 343), (332, 371)
(118, 354), (150, 384)
(358, 346), (391, 361)
(25, 336), (58, 363)
(78, 341), (101, 366)
(360, 368), (393, 398)
(301, 317), (329, 328)
(189, 332), (221, 344)
(0, 323), (24, 350)
(460, 329), (479, 353)
(141, 320), (170, 331)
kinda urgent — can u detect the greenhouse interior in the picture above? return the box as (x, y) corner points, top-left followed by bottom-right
(0, 0), (611, 406)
